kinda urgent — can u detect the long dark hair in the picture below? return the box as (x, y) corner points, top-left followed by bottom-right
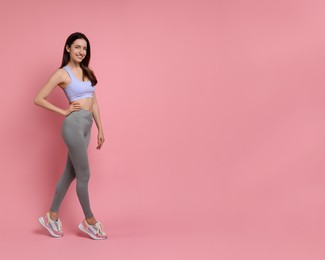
(60, 32), (98, 86)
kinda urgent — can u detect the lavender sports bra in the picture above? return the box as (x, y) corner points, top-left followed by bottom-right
(62, 65), (95, 102)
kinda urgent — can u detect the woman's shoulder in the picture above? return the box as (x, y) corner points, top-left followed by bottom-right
(49, 67), (66, 76)
(56, 67), (70, 79)
(47, 67), (70, 86)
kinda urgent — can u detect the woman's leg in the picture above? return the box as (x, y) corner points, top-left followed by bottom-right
(50, 154), (76, 216)
(61, 112), (94, 219)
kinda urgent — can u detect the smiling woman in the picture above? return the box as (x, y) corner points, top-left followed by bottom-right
(34, 32), (108, 240)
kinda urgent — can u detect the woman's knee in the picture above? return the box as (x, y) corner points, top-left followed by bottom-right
(77, 171), (90, 183)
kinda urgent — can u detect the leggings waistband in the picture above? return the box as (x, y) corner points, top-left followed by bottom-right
(67, 109), (93, 120)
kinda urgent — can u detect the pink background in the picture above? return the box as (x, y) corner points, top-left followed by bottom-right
(1, 0), (325, 259)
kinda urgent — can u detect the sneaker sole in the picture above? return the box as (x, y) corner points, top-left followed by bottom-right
(38, 217), (63, 238)
(78, 223), (107, 240)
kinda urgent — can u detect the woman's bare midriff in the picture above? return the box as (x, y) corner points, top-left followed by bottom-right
(71, 97), (94, 112)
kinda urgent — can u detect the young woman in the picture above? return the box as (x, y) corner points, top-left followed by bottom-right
(34, 32), (107, 240)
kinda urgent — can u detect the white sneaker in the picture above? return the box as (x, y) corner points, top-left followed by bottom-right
(39, 212), (63, 238)
(78, 220), (108, 240)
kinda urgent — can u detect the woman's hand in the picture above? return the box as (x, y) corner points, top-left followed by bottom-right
(65, 102), (81, 116)
(97, 130), (105, 150)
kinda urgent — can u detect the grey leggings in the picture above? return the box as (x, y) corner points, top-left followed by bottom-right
(50, 109), (94, 218)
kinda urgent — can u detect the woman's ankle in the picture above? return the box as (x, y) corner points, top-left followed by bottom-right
(86, 217), (97, 225)
(49, 211), (59, 221)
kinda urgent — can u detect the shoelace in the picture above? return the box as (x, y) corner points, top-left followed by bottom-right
(53, 219), (62, 232)
(47, 213), (62, 232)
(48, 218), (62, 232)
(57, 220), (63, 231)
(95, 222), (105, 235)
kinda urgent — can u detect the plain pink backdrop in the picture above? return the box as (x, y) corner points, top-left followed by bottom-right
(1, 0), (325, 259)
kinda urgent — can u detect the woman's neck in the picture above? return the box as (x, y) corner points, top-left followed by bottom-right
(67, 61), (81, 69)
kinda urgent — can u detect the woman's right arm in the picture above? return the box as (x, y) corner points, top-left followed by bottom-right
(34, 69), (80, 116)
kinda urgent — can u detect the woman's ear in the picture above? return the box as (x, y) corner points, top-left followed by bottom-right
(66, 45), (70, 53)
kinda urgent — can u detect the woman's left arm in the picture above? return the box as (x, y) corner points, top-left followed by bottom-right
(92, 94), (105, 150)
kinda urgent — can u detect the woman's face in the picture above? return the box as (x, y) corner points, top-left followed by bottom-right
(66, 38), (87, 63)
